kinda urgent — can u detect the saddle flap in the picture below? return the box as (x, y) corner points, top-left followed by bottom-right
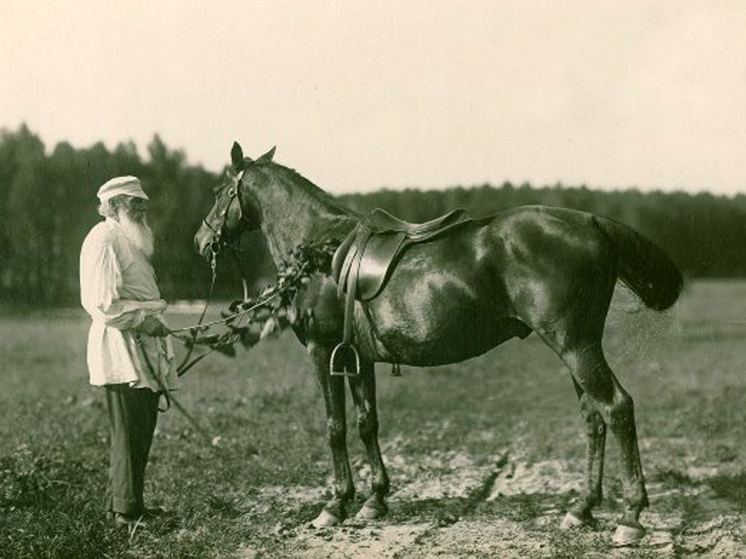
(357, 232), (407, 300)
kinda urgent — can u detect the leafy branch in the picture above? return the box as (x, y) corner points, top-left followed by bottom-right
(174, 239), (337, 361)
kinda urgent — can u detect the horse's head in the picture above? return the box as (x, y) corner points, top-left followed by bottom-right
(194, 142), (275, 259)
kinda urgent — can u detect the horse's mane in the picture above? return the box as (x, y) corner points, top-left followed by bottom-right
(270, 163), (357, 218)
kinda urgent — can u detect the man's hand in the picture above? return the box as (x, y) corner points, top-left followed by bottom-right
(137, 316), (170, 337)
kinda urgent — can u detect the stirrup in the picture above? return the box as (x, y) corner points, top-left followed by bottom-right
(330, 342), (360, 377)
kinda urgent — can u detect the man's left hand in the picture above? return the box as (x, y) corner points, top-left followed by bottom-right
(137, 316), (170, 337)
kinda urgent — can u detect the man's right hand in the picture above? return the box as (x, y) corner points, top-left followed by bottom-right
(137, 316), (170, 337)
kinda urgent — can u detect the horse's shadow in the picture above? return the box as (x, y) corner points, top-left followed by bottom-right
(705, 471), (746, 511)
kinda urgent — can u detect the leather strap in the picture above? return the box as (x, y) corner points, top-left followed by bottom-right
(341, 225), (371, 345)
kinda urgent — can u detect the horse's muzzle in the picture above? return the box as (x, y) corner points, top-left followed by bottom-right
(194, 224), (217, 258)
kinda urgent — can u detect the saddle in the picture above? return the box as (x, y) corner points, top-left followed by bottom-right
(329, 207), (473, 376)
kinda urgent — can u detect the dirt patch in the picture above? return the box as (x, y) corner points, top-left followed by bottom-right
(371, 438), (504, 502)
(488, 458), (582, 499)
(289, 522), (433, 559)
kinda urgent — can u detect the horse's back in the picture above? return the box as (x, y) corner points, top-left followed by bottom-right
(487, 205), (609, 266)
(413, 204), (609, 283)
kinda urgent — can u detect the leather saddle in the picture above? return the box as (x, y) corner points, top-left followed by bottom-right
(329, 207), (473, 376)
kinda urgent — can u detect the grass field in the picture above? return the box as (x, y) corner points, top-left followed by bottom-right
(2, 280), (746, 557)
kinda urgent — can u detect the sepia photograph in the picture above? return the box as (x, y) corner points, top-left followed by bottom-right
(1, 1), (746, 557)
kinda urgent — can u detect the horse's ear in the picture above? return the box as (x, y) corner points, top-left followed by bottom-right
(255, 146), (276, 165)
(231, 142), (244, 168)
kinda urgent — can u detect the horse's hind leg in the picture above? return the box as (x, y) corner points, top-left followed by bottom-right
(308, 342), (355, 527)
(564, 345), (648, 545)
(348, 361), (390, 520)
(561, 377), (607, 529)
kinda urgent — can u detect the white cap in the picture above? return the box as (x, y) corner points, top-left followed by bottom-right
(97, 176), (149, 202)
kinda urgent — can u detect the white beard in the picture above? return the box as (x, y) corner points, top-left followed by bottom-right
(118, 212), (155, 258)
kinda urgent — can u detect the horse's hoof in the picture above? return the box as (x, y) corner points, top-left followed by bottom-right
(355, 502), (388, 521)
(560, 511), (586, 530)
(612, 523), (646, 547)
(311, 509), (342, 528)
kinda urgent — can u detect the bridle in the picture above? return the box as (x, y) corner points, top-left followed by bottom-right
(202, 168), (246, 279)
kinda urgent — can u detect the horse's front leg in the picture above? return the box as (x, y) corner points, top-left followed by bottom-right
(348, 360), (390, 520)
(309, 341), (354, 527)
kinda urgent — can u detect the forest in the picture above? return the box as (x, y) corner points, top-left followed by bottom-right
(1, 124), (744, 305)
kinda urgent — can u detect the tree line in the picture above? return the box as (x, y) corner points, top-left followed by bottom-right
(1, 124), (744, 306)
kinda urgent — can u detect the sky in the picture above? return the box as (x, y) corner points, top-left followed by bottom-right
(1, 0), (745, 195)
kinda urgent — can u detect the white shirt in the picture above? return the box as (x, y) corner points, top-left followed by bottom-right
(80, 218), (176, 391)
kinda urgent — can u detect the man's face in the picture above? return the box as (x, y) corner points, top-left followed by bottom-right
(121, 197), (149, 224)
(115, 195), (154, 257)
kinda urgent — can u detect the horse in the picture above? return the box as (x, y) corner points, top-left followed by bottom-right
(194, 142), (683, 546)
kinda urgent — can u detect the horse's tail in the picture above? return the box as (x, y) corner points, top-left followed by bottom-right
(593, 215), (683, 311)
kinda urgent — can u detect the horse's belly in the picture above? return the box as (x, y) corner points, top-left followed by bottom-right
(372, 309), (528, 366)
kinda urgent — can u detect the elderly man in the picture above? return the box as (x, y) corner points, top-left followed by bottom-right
(80, 176), (176, 527)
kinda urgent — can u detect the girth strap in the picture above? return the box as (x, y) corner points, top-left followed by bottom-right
(339, 225), (370, 344)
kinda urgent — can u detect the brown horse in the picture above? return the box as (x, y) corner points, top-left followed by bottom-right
(194, 143), (682, 546)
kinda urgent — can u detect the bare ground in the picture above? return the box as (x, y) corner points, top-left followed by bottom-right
(238, 430), (746, 558)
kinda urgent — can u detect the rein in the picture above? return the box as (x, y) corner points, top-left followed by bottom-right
(137, 335), (214, 443)
(169, 291), (280, 336)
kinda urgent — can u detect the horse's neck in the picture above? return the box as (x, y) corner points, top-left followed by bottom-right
(257, 173), (355, 266)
